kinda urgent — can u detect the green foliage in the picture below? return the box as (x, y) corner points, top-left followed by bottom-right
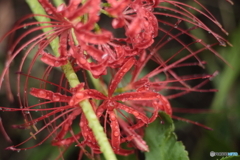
(191, 25), (240, 160)
(144, 112), (189, 160)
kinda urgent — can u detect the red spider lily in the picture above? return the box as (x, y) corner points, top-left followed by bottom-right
(0, 81), (97, 160)
(0, 0), (231, 83)
(0, 0), (112, 81)
(108, 0), (159, 49)
(0, 58), (171, 156)
(0, 52), (213, 156)
(65, 57), (172, 155)
(71, 48), (218, 152)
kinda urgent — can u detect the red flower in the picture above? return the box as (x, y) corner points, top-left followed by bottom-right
(68, 57), (172, 155)
(0, 58), (172, 156)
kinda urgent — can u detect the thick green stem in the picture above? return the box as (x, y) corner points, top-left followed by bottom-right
(25, 0), (117, 160)
(52, 0), (65, 7)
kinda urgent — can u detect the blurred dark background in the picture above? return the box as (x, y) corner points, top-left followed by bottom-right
(0, 0), (240, 160)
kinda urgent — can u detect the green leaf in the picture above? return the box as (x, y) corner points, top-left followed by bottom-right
(144, 112), (189, 160)
(218, 156), (240, 160)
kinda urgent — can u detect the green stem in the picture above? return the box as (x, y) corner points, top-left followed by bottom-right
(71, 29), (107, 94)
(25, 1), (117, 160)
(52, 0), (65, 7)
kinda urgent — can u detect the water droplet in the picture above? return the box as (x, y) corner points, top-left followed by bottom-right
(121, 98), (126, 102)
(80, 122), (84, 127)
(219, 40), (226, 47)
(109, 101), (115, 107)
(23, 24), (27, 29)
(76, 92), (84, 99)
(133, 111), (139, 116)
(110, 114), (116, 120)
(114, 131), (119, 137)
(102, 54), (108, 59)
(38, 90), (47, 98)
(97, 112), (101, 117)
(123, 68), (128, 72)
(197, 39), (202, 42)
(52, 95), (60, 101)
(25, 111), (30, 114)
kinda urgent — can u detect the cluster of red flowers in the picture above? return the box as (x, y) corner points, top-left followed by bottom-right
(0, 0), (232, 158)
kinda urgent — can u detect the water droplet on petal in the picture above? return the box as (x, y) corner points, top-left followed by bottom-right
(197, 39), (202, 42)
(114, 131), (119, 137)
(110, 114), (116, 120)
(97, 112), (102, 117)
(123, 68), (128, 72)
(133, 111), (139, 116)
(121, 98), (126, 102)
(109, 101), (115, 107)
(75, 92), (84, 99)
(52, 95), (60, 101)
(23, 24), (27, 29)
(125, 108), (129, 112)
(25, 111), (30, 114)
(102, 54), (108, 59)
(38, 90), (47, 98)
(80, 122), (84, 127)
(219, 40), (226, 46)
